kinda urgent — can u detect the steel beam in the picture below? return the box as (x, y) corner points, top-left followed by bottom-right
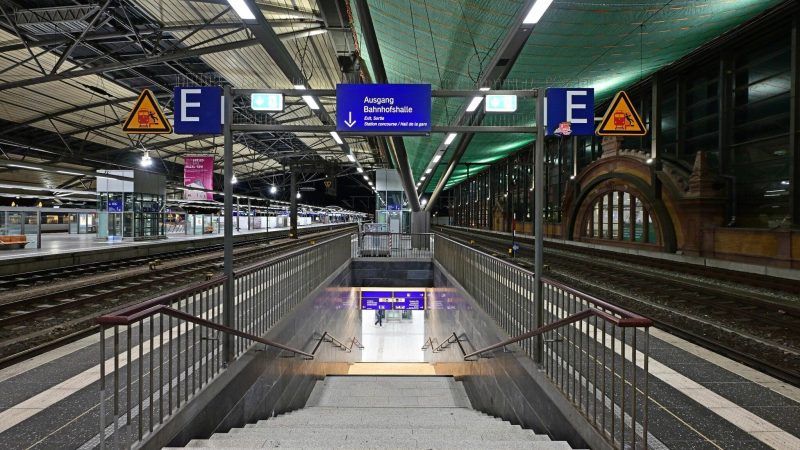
(234, 0), (355, 164)
(423, 0), (539, 210)
(353, 0), (419, 211)
(223, 86), (234, 363)
(0, 27), (322, 91)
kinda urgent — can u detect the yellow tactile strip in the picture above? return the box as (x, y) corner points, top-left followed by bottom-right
(347, 363), (436, 375)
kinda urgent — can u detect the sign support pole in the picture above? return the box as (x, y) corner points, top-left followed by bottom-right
(534, 92), (545, 365)
(290, 170), (298, 239)
(223, 85), (234, 364)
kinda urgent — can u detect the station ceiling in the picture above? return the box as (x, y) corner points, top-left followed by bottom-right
(0, 0), (786, 205)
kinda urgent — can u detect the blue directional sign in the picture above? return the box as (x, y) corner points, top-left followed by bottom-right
(336, 84), (431, 133)
(174, 86), (222, 135)
(545, 88), (594, 136)
(512, 243), (520, 252)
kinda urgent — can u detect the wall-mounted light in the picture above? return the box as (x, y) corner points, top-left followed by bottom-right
(231, 175), (238, 184)
(270, 185), (277, 194)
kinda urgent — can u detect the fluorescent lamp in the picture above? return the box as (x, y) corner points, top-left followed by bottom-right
(226, 0), (256, 20)
(330, 131), (343, 144)
(425, 168), (432, 174)
(363, 175), (369, 180)
(432, 154), (442, 163)
(444, 133), (457, 146)
(523, 0), (553, 24)
(479, 87), (490, 91)
(56, 170), (85, 176)
(347, 153), (356, 162)
(7, 163), (43, 171)
(421, 176), (426, 181)
(301, 95), (319, 110)
(357, 167), (364, 173)
(466, 97), (483, 112)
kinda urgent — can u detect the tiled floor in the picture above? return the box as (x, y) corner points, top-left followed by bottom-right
(360, 310), (425, 362)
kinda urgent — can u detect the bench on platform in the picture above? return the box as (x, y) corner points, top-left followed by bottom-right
(0, 235), (28, 249)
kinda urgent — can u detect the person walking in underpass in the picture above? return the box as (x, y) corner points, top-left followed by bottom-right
(374, 309), (384, 327)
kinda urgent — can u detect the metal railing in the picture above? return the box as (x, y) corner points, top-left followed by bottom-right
(434, 234), (653, 450)
(422, 332), (467, 355)
(95, 234), (352, 449)
(310, 332), (364, 354)
(354, 232), (434, 258)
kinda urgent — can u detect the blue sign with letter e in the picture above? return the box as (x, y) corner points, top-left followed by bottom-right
(545, 88), (594, 136)
(174, 86), (222, 135)
(336, 84), (431, 133)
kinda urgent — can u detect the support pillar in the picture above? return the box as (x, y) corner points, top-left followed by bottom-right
(290, 170), (298, 239)
(410, 210), (431, 250)
(534, 92), (545, 364)
(222, 86), (234, 363)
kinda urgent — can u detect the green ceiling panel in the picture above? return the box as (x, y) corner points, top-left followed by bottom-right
(353, 0), (784, 193)
(353, 0), (526, 179)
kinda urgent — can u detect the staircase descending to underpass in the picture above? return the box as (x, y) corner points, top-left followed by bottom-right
(175, 376), (575, 449)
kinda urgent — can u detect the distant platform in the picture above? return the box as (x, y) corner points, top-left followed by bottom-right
(0, 222), (354, 275)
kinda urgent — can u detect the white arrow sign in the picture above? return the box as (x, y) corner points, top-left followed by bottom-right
(344, 111), (356, 128)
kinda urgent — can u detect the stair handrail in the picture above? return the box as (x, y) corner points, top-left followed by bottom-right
(310, 331), (364, 355)
(422, 332), (467, 355)
(97, 304), (314, 359)
(463, 306), (651, 360)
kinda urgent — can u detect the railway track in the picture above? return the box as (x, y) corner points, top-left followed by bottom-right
(0, 226), (355, 366)
(436, 225), (800, 385)
(0, 226), (338, 292)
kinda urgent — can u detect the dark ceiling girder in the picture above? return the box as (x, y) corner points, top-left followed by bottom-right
(189, 0), (322, 21)
(235, 0), (353, 158)
(352, 0), (420, 211)
(0, 27), (324, 91)
(424, 0), (538, 211)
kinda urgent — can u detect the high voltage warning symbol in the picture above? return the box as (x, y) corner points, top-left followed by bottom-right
(596, 91), (646, 136)
(122, 89), (172, 134)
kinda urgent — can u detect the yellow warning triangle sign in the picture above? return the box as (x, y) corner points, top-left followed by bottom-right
(122, 89), (172, 134)
(595, 91), (646, 136)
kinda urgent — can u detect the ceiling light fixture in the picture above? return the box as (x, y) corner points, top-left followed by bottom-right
(140, 151), (152, 167)
(330, 131), (343, 144)
(226, 0), (256, 20)
(56, 170), (84, 176)
(347, 153), (356, 162)
(270, 185), (277, 194)
(231, 175), (238, 184)
(363, 175), (369, 180)
(7, 163), (43, 171)
(522, 0), (553, 24)
(465, 97), (483, 112)
(432, 154), (442, 163)
(425, 168), (432, 174)
(357, 167), (364, 173)
(444, 133), (457, 146)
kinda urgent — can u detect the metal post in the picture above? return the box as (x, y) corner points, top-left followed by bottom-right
(534, 91), (545, 364)
(290, 170), (298, 239)
(248, 198), (252, 230)
(223, 86), (234, 363)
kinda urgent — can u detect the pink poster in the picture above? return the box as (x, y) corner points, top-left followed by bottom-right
(183, 155), (214, 200)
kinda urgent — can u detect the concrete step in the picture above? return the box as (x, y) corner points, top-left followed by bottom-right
(244, 420), (523, 430)
(217, 427), (547, 441)
(181, 438), (573, 449)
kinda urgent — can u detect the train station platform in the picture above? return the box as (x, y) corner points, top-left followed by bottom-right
(0, 222), (355, 276)
(0, 232), (796, 449)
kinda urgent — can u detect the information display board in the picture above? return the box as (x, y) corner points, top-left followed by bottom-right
(360, 290), (425, 310)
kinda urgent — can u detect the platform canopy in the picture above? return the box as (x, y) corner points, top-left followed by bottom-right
(0, 0), (785, 203)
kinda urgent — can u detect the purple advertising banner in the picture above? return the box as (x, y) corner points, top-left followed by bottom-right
(183, 155), (214, 200)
